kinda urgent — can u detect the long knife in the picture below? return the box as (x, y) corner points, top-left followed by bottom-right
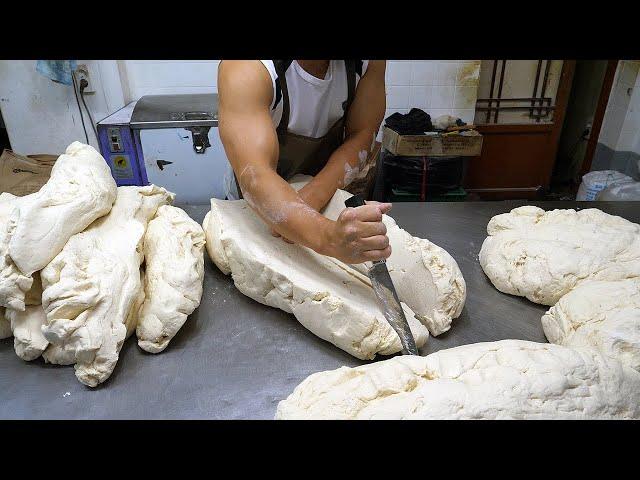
(344, 194), (419, 355)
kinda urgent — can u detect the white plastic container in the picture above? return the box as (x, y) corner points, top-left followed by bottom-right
(596, 181), (640, 201)
(576, 170), (633, 201)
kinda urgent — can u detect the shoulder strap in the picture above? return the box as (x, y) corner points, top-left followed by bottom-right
(273, 60), (292, 133)
(342, 60), (357, 114)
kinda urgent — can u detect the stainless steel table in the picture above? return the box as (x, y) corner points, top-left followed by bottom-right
(1, 201), (638, 419)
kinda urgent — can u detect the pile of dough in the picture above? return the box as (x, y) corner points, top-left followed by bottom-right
(41, 185), (174, 387)
(294, 178), (466, 336)
(276, 339), (640, 419)
(136, 205), (206, 353)
(0, 142), (117, 311)
(0, 193), (48, 359)
(479, 206), (640, 306)
(0, 192), (34, 311)
(0, 193), (19, 338)
(5, 273), (49, 361)
(542, 279), (640, 373)
(203, 199), (429, 360)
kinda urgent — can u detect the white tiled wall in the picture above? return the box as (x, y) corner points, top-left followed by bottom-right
(122, 60), (219, 100)
(121, 60), (480, 125)
(384, 60), (480, 124)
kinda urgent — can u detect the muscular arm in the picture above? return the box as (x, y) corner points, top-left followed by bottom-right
(218, 60), (391, 264)
(297, 60), (387, 212)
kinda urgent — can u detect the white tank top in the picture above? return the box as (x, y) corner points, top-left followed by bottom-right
(223, 60), (369, 199)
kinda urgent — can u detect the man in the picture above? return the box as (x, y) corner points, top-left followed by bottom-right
(218, 60), (391, 265)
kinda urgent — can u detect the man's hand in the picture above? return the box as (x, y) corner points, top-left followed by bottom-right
(323, 201), (392, 264)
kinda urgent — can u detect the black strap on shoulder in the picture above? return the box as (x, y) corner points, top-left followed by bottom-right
(355, 59), (364, 78)
(272, 60), (292, 112)
(342, 60), (357, 114)
(273, 60), (292, 133)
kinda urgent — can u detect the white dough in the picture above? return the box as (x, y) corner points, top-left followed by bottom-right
(137, 205), (206, 353)
(276, 340), (640, 419)
(0, 192), (33, 311)
(296, 178), (466, 336)
(203, 199), (429, 360)
(0, 193), (13, 337)
(5, 272), (48, 360)
(479, 206), (640, 306)
(542, 279), (640, 373)
(0, 142), (117, 311)
(41, 185), (174, 387)
(6, 305), (48, 361)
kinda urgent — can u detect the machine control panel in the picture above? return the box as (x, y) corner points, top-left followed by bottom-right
(108, 127), (124, 153)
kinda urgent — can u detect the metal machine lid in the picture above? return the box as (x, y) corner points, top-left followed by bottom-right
(130, 94), (219, 129)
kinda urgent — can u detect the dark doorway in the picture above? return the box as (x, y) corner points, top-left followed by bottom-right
(550, 60), (617, 198)
(0, 108), (10, 152)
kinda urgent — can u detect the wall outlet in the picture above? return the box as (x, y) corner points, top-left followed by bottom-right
(74, 64), (95, 94)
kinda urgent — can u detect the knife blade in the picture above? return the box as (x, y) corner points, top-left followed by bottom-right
(344, 194), (419, 355)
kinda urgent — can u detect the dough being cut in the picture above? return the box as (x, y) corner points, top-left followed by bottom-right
(542, 279), (640, 373)
(276, 340), (640, 419)
(203, 199), (429, 360)
(41, 185), (174, 387)
(479, 206), (640, 306)
(5, 273), (49, 361)
(0, 142), (117, 310)
(136, 205), (206, 353)
(292, 177), (466, 336)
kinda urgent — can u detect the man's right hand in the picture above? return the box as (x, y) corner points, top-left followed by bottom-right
(323, 202), (393, 264)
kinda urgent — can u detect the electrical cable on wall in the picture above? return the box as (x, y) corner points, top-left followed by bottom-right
(71, 74), (90, 144)
(79, 79), (99, 142)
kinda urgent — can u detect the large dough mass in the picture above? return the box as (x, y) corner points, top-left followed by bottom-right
(136, 205), (206, 353)
(276, 340), (640, 419)
(0, 192), (34, 311)
(542, 279), (640, 373)
(203, 199), (429, 360)
(479, 206), (640, 306)
(0, 142), (117, 311)
(41, 185), (173, 386)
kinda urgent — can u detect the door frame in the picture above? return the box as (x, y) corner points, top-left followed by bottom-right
(577, 60), (619, 181)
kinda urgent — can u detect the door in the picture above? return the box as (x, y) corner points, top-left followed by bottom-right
(464, 60), (575, 199)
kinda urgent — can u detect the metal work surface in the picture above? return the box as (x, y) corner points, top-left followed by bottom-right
(1, 201), (638, 419)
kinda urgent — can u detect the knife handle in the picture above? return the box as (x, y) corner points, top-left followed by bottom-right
(345, 195), (386, 266)
(344, 194), (366, 208)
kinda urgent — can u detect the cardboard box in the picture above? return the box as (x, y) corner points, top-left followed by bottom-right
(0, 149), (57, 196)
(381, 126), (483, 157)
